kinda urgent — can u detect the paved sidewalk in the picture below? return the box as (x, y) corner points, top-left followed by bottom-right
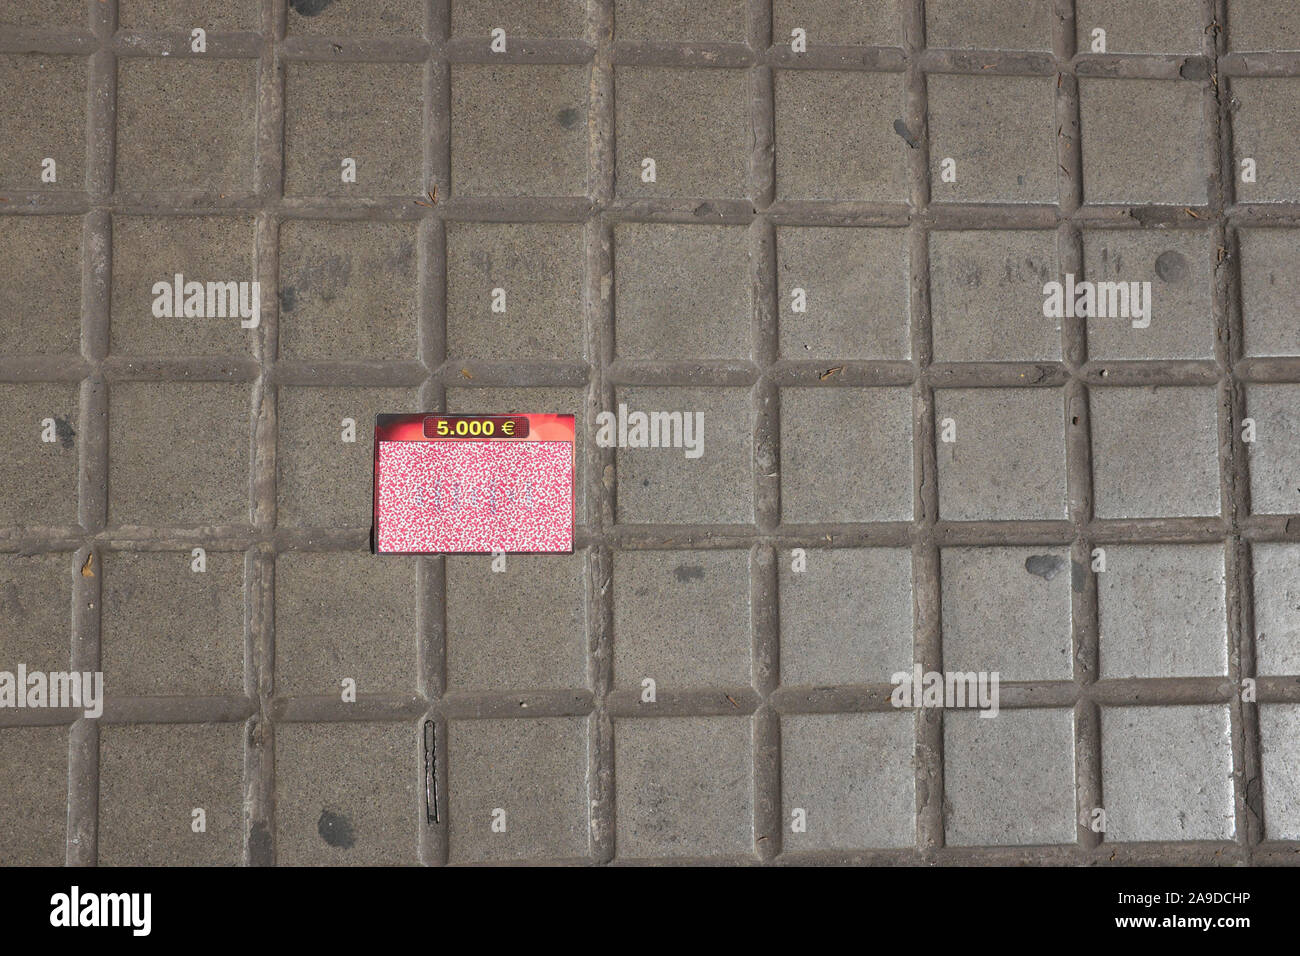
(1, 0), (1299, 865)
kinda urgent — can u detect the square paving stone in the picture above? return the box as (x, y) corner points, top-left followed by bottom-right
(1252, 542), (1300, 676)
(1258, 705), (1300, 840)
(944, 708), (1076, 846)
(613, 716), (753, 858)
(274, 721), (418, 865)
(612, 550), (751, 690)
(776, 226), (910, 360)
(451, 0), (587, 38)
(445, 385), (589, 524)
(284, 61), (424, 198)
(101, 549), (245, 696)
(445, 552), (588, 692)
(934, 387), (1067, 521)
(278, 219), (418, 361)
(0, 215), (81, 356)
(614, 67), (748, 199)
(276, 386), (416, 529)
(773, 0), (902, 48)
(119, 0), (259, 31)
(1, 1), (84, 30)
(780, 387), (913, 523)
(929, 229), (1061, 362)
(941, 546), (1073, 681)
(0, 55), (86, 192)
(1089, 386), (1220, 519)
(274, 551), (416, 697)
(927, 75), (1058, 204)
(116, 57), (257, 194)
(446, 717), (590, 862)
(1075, 0), (1205, 54)
(1239, 228), (1300, 357)
(1080, 227), (1216, 360)
(1097, 544), (1228, 678)
(613, 386), (753, 525)
(1246, 384), (1300, 516)
(1227, 0), (1300, 52)
(446, 221), (585, 362)
(613, 222), (751, 361)
(926, 0), (1054, 51)
(288, 0), (424, 36)
(778, 547), (913, 685)
(452, 65), (590, 198)
(0, 553), (71, 674)
(1231, 79), (1300, 204)
(1099, 704), (1235, 841)
(0, 726), (67, 865)
(110, 215), (258, 357)
(615, 0), (747, 42)
(774, 70), (908, 202)
(108, 382), (251, 527)
(1079, 79), (1207, 206)
(98, 722), (244, 865)
(0, 384), (80, 528)
(781, 712), (915, 851)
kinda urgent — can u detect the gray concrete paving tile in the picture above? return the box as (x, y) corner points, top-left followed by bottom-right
(1245, 384), (1300, 516)
(0, 55), (86, 193)
(1097, 544), (1228, 679)
(1080, 227), (1216, 361)
(119, 0), (260, 32)
(927, 75), (1058, 204)
(289, 0), (425, 37)
(616, 0), (748, 42)
(277, 385), (417, 529)
(284, 61), (424, 199)
(110, 215), (257, 357)
(0, 215), (82, 356)
(774, 70), (908, 202)
(1227, 0), (1300, 52)
(0, 553), (72, 676)
(781, 712), (915, 850)
(101, 549), (245, 696)
(614, 67), (749, 199)
(1089, 386), (1220, 519)
(612, 549), (751, 689)
(0, 384), (80, 528)
(934, 387), (1067, 521)
(944, 708), (1076, 846)
(452, 65), (590, 197)
(776, 226), (910, 360)
(115, 57), (257, 194)
(275, 721), (418, 865)
(279, 219), (418, 360)
(780, 386), (913, 523)
(1079, 79), (1207, 206)
(108, 382), (251, 527)
(1099, 705), (1235, 842)
(1231, 79), (1300, 204)
(1075, 0), (1205, 55)
(1239, 228), (1300, 358)
(613, 715), (753, 858)
(98, 722), (244, 865)
(445, 552), (588, 692)
(451, 0), (587, 39)
(926, 0), (1054, 51)
(446, 222), (585, 362)
(0, 726), (68, 865)
(941, 546), (1073, 681)
(929, 229), (1061, 362)
(445, 716), (590, 862)
(1258, 705), (1300, 840)
(613, 222), (751, 360)
(777, 547), (912, 685)
(773, 0), (902, 48)
(275, 550), (417, 697)
(1252, 543), (1300, 676)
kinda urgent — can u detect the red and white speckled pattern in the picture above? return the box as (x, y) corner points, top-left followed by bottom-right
(375, 440), (573, 553)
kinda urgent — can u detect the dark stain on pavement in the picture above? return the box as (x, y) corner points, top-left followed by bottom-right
(318, 809), (355, 848)
(1025, 554), (1066, 581)
(673, 564), (705, 583)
